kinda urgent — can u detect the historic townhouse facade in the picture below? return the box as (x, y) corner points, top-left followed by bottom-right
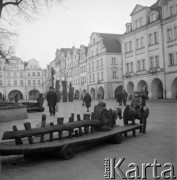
(79, 45), (88, 97)
(87, 32), (122, 100)
(0, 57), (44, 101)
(71, 46), (80, 99)
(161, 0), (177, 99)
(122, 0), (177, 99)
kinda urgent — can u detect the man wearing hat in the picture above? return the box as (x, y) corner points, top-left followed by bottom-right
(130, 91), (142, 117)
(47, 87), (58, 116)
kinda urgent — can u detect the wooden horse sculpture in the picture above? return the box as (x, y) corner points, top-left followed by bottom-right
(123, 105), (149, 133)
(93, 101), (122, 131)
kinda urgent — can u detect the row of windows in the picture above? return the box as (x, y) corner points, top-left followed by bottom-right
(4, 80), (41, 86)
(28, 72), (41, 76)
(6, 72), (24, 77)
(124, 32), (158, 53)
(89, 72), (104, 83)
(27, 80), (41, 86)
(126, 56), (160, 73)
(88, 58), (104, 70)
(73, 78), (79, 85)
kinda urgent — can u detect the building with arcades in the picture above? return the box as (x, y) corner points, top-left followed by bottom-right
(0, 57), (44, 101)
(122, 0), (177, 99)
(87, 32), (123, 100)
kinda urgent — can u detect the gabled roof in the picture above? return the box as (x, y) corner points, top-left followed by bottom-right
(130, 4), (147, 16)
(98, 33), (122, 53)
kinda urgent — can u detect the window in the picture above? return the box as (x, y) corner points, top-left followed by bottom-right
(136, 39), (139, 49)
(93, 74), (95, 82)
(38, 80), (40, 85)
(167, 29), (172, 41)
(135, 19), (138, 29)
(129, 41), (132, 51)
(0, 72), (2, 77)
(155, 56), (159, 67)
(92, 62), (94, 69)
(96, 48), (98, 55)
(140, 37), (144, 48)
(126, 63), (129, 73)
(0, 80), (2, 86)
(20, 72), (23, 77)
(8, 80), (11, 85)
(154, 32), (158, 43)
(89, 75), (91, 83)
(97, 72), (99, 81)
(37, 72), (40, 76)
(28, 72), (30, 76)
(137, 61), (141, 71)
(97, 60), (99, 68)
(150, 57), (154, 68)
(33, 80), (36, 85)
(112, 71), (117, 79)
(89, 63), (91, 70)
(101, 72), (104, 81)
(174, 26), (177, 39)
(32, 72), (35, 76)
(8, 72), (10, 77)
(14, 80), (17, 85)
(20, 80), (23, 86)
(170, 6), (174, 16)
(28, 80), (31, 85)
(142, 59), (146, 70)
(125, 43), (128, 53)
(100, 58), (103, 66)
(139, 17), (143, 27)
(130, 62), (133, 72)
(14, 72), (17, 77)
(150, 13), (156, 22)
(169, 53), (174, 66)
(149, 34), (153, 45)
(112, 57), (116, 64)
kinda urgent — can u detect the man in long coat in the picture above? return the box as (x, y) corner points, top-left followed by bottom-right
(83, 93), (92, 112)
(122, 89), (128, 106)
(47, 87), (58, 116)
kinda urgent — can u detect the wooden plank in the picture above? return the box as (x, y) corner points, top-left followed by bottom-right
(12, 126), (23, 145)
(0, 124), (144, 156)
(2, 120), (102, 140)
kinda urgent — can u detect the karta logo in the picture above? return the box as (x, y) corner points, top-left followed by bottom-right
(104, 158), (176, 179)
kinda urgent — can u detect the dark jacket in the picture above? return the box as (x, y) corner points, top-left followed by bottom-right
(122, 91), (128, 100)
(83, 93), (92, 107)
(47, 91), (57, 106)
(117, 92), (123, 101)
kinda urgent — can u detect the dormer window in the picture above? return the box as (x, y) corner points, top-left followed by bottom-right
(150, 13), (156, 23)
(139, 17), (143, 27)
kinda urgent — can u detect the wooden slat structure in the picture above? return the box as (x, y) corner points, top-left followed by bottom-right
(0, 124), (144, 156)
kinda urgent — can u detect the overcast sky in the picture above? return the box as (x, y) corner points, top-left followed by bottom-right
(13, 0), (157, 69)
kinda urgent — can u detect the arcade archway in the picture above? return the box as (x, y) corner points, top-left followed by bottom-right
(127, 81), (134, 96)
(90, 88), (95, 100)
(151, 78), (164, 99)
(8, 90), (23, 101)
(115, 85), (123, 98)
(171, 77), (177, 99)
(28, 89), (39, 100)
(137, 80), (148, 92)
(97, 86), (104, 99)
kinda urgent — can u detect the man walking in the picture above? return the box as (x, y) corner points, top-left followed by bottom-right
(117, 91), (123, 106)
(47, 87), (58, 116)
(83, 92), (92, 112)
(122, 89), (128, 106)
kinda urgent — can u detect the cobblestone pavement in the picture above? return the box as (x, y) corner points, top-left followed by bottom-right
(0, 100), (177, 180)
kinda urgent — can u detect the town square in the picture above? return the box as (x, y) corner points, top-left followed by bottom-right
(0, 0), (177, 179)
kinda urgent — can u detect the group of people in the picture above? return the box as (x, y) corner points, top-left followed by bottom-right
(116, 89), (128, 106)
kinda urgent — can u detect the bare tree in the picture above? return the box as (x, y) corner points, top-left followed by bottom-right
(0, 0), (62, 61)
